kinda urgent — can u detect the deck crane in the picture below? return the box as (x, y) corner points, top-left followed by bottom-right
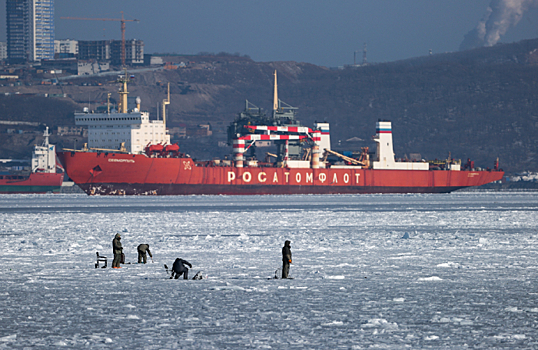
(61, 12), (140, 67)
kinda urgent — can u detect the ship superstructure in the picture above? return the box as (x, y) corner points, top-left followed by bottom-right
(75, 72), (170, 154)
(57, 71), (503, 196)
(31, 127), (58, 173)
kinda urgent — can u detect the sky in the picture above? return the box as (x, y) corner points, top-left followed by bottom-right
(1, 0), (537, 67)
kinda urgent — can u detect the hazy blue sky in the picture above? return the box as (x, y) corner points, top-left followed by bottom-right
(1, 0), (537, 66)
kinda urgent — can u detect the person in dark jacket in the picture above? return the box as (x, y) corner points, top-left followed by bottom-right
(171, 258), (192, 279)
(137, 244), (153, 264)
(112, 233), (123, 268)
(282, 240), (292, 278)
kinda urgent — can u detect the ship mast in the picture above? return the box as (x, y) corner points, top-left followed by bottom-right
(273, 70), (278, 115)
(118, 70), (129, 113)
(161, 83), (170, 126)
(43, 126), (50, 147)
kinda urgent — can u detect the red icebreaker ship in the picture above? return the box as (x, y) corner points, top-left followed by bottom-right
(57, 71), (503, 196)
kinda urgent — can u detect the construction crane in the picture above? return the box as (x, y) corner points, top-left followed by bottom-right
(61, 12), (140, 67)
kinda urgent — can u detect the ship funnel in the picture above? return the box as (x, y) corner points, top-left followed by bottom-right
(43, 126), (50, 146)
(373, 121), (395, 168)
(314, 122), (331, 155)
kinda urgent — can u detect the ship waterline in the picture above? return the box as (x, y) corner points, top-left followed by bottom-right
(57, 152), (503, 196)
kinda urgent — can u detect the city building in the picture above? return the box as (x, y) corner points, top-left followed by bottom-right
(77, 60), (109, 75)
(31, 0), (54, 61)
(78, 39), (144, 66)
(6, 0), (54, 63)
(40, 58), (78, 74)
(54, 39), (78, 57)
(78, 40), (110, 61)
(6, 0), (29, 63)
(0, 42), (7, 60)
(110, 39), (144, 66)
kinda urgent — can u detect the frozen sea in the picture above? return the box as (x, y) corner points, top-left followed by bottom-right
(1, 192), (538, 349)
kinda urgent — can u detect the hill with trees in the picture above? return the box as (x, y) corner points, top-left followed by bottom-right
(1, 38), (537, 174)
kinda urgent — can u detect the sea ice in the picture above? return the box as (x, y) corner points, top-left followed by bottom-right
(0, 192), (537, 348)
(418, 276), (443, 281)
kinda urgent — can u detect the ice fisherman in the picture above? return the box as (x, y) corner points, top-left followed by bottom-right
(137, 244), (153, 264)
(282, 240), (292, 278)
(171, 258), (192, 279)
(112, 233), (123, 268)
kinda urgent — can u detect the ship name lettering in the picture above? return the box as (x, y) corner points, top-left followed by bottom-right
(296, 173), (301, 183)
(319, 173), (327, 183)
(273, 172), (278, 183)
(258, 172), (267, 183)
(343, 173), (349, 184)
(227, 171), (236, 182)
(333, 173), (338, 184)
(306, 173), (313, 183)
(355, 173), (360, 183)
(242, 172), (252, 183)
(108, 159), (135, 163)
(284, 172), (290, 183)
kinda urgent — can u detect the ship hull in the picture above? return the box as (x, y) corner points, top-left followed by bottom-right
(58, 151), (504, 196)
(0, 173), (64, 194)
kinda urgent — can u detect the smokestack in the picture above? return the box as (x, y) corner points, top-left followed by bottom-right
(460, 0), (538, 51)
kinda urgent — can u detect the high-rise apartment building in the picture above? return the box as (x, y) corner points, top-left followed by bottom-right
(6, 0), (54, 63)
(6, 0), (29, 63)
(31, 0), (55, 61)
(0, 42), (7, 60)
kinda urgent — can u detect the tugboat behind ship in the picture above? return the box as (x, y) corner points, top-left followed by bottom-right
(0, 127), (64, 194)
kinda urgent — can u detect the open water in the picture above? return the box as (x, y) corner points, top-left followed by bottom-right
(0, 192), (537, 349)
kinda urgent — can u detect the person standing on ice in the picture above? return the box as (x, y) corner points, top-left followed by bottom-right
(137, 244), (153, 264)
(112, 233), (123, 268)
(282, 240), (292, 278)
(171, 258), (192, 279)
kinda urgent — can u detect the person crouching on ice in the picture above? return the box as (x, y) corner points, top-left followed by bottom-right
(171, 258), (192, 279)
(282, 240), (292, 278)
(137, 244), (153, 264)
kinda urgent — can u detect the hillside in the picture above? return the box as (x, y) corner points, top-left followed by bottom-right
(1, 39), (537, 173)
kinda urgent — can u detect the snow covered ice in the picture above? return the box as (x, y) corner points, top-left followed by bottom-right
(1, 192), (538, 349)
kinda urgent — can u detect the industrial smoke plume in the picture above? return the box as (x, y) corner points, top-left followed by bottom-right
(460, 0), (538, 51)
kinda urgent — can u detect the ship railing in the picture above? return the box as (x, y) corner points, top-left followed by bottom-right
(62, 148), (130, 154)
